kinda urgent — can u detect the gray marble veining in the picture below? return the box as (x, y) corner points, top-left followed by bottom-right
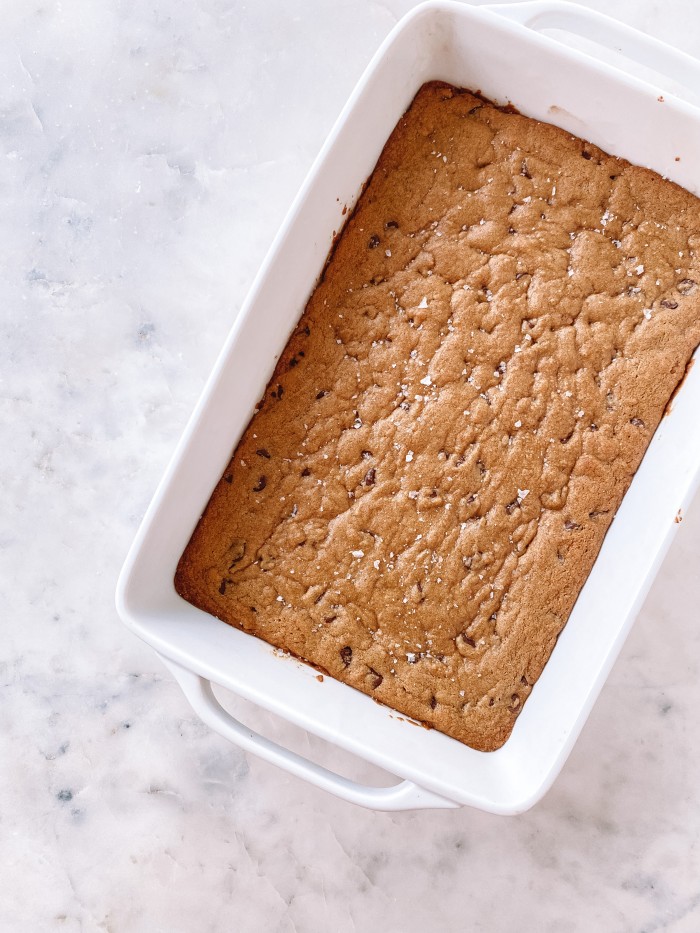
(1, 1), (699, 930)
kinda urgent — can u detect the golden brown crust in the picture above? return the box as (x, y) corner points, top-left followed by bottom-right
(176, 82), (700, 751)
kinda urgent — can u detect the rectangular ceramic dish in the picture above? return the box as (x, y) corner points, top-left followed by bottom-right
(116, 0), (700, 813)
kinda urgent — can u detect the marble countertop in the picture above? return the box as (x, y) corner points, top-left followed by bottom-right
(2, 1), (699, 930)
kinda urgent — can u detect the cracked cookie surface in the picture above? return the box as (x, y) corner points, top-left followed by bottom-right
(175, 82), (700, 751)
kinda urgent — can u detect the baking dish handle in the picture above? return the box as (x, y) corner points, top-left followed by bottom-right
(161, 657), (460, 811)
(487, 0), (700, 102)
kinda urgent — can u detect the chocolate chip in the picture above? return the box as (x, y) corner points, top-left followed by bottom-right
(677, 278), (697, 295)
(455, 633), (477, 657)
(581, 150), (592, 160)
(316, 390), (326, 400)
(385, 220), (399, 229)
(488, 697), (496, 707)
(367, 668), (383, 688)
(253, 476), (267, 492)
(324, 615), (337, 624)
(564, 520), (581, 530)
(256, 448), (271, 459)
(289, 357), (299, 368)
(227, 539), (246, 566)
(520, 159), (532, 179)
(224, 474), (233, 484)
(363, 467), (376, 486)
(340, 646), (352, 666)
(430, 695), (437, 710)
(301, 467), (311, 477)
(508, 227), (516, 235)
(368, 234), (380, 249)
(520, 675), (529, 686)
(510, 694), (521, 711)
(218, 579), (228, 595)
(589, 509), (609, 519)
(630, 417), (645, 427)
(661, 299), (678, 309)
(560, 430), (574, 444)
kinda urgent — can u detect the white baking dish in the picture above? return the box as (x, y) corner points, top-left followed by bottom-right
(116, 0), (700, 813)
